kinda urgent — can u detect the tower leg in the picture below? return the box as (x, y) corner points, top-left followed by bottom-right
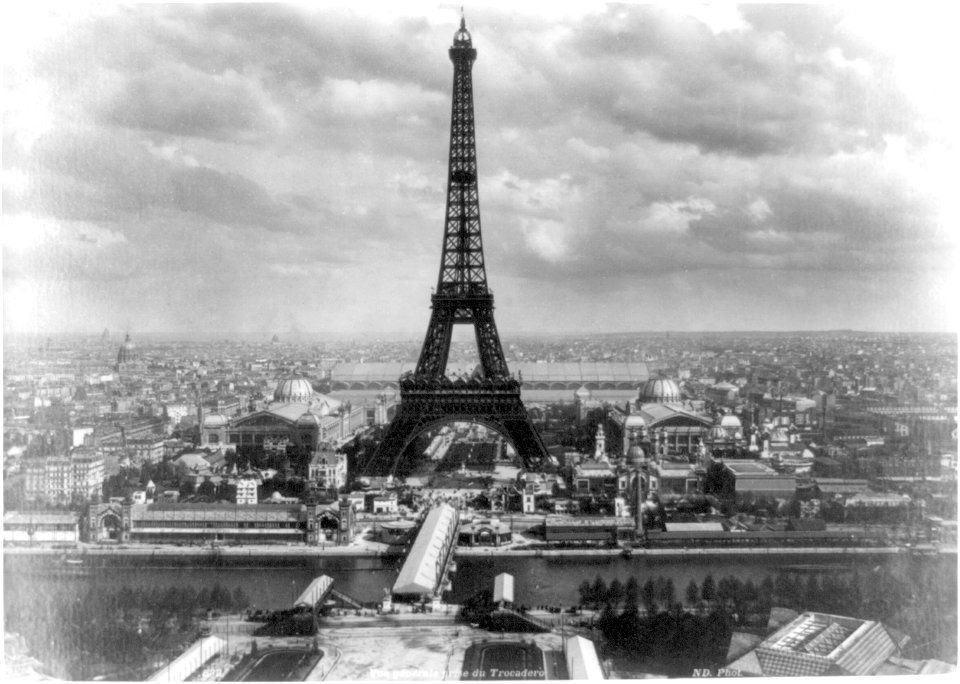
(363, 395), (547, 477)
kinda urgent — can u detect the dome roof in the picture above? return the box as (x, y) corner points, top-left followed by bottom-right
(117, 334), (139, 364)
(639, 378), (682, 404)
(203, 413), (228, 429)
(297, 412), (321, 427)
(707, 424), (729, 441)
(719, 415), (742, 428)
(274, 374), (314, 403)
(627, 444), (646, 465)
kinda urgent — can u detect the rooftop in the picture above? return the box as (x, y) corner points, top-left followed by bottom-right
(729, 611), (901, 677)
(723, 460), (777, 475)
(544, 517), (633, 528)
(393, 503), (458, 596)
(4, 512), (79, 525)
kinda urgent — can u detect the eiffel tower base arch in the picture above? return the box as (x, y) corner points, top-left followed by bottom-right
(361, 378), (548, 476)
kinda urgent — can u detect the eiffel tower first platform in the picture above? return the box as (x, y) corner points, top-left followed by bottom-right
(362, 17), (549, 477)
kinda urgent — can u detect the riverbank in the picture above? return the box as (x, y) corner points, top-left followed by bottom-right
(6, 542), (952, 561)
(455, 545), (908, 557)
(2, 544), (390, 557)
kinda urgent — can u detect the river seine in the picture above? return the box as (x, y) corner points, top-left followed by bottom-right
(5, 550), (952, 610)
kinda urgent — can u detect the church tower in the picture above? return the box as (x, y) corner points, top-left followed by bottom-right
(594, 423), (607, 461)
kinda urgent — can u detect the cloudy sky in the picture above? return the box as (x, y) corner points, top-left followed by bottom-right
(3, 2), (955, 338)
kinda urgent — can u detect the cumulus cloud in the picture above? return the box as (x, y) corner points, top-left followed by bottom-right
(313, 78), (445, 120)
(2, 3), (951, 334)
(102, 64), (278, 140)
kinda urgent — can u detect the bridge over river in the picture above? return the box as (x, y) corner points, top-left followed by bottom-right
(391, 503), (460, 602)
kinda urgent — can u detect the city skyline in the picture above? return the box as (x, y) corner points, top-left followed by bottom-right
(3, 3), (955, 338)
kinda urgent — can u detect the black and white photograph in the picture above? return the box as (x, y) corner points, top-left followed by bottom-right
(2, 1), (956, 680)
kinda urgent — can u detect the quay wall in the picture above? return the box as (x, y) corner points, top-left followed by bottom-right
(6, 542), (950, 563)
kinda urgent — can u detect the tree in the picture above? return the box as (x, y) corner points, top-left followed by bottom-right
(210, 583), (231, 609)
(704, 461), (735, 499)
(735, 491), (756, 514)
(782, 496), (802, 519)
(597, 602), (618, 640)
(740, 580), (759, 621)
(821, 574), (846, 614)
(717, 577), (733, 610)
(685, 580), (700, 607)
(758, 576), (775, 614)
(103, 474), (125, 500)
(624, 577), (640, 611)
(658, 578), (676, 608)
(578, 580), (593, 606)
(608, 579), (625, 607)
(197, 479), (216, 498)
(215, 480), (235, 502)
(179, 479), (195, 499)
(701, 575), (717, 603)
(704, 609), (733, 665)
(641, 579), (658, 614)
(591, 575), (608, 608)
(232, 586), (250, 611)
(471, 492), (491, 510)
(139, 462), (156, 487)
(802, 575), (822, 613)
(179, 586), (198, 616)
(845, 575), (862, 617)
(774, 572), (797, 608)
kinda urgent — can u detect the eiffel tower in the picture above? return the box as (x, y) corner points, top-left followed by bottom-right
(363, 16), (549, 477)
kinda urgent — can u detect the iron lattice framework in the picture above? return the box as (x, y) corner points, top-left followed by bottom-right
(363, 18), (548, 476)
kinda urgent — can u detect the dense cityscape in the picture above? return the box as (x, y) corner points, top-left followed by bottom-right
(4, 328), (957, 679)
(4, 4), (956, 682)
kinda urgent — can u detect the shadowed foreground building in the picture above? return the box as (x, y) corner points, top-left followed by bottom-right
(726, 611), (955, 676)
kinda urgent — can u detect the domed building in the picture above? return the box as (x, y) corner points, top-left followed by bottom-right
(626, 429), (647, 468)
(203, 413), (229, 431)
(117, 334), (138, 364)
(706, 381), (739, 406)
(718, 414), (744, 441)
(639, 378), (683, 404)
(297, 412), (322, 429)
(274, 375), (315, 404)
(272, 373), (342, 417)
(610, 376), (713, 462)
(115, 334), (145, 375)
(201, 373), (345, 453)
(706, 423), (731, 449)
